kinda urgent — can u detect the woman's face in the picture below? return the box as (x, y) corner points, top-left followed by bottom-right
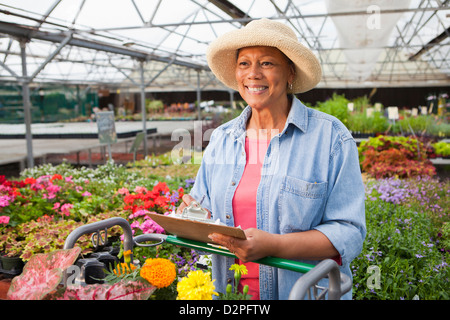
(235, 46), (295, 110)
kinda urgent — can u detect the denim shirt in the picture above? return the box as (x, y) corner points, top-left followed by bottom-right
(190, 97), (366, 300)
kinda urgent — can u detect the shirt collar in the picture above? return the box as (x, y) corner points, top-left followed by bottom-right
(286, 96), (308, 133)
(228, 96), (309, 139)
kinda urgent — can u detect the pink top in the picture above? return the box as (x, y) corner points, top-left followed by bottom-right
(232, 137), (270, 300)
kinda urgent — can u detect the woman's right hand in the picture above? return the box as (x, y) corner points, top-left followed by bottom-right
(176, 194), (211, 218)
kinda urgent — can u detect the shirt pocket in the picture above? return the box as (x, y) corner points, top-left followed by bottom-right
(278, 176), (328, 233)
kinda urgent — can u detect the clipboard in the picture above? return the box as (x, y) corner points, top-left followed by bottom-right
(148, 213), (246, 245)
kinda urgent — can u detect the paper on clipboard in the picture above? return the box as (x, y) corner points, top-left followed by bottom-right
(148, 213), (246, 245)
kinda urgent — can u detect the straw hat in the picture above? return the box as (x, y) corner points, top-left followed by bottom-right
(206, 18), (322, 94)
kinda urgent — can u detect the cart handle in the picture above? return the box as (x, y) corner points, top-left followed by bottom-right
(136, 233), (351, 299)
(65, 218), (351, 299)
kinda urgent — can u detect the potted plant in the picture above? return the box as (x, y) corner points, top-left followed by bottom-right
(0, 225), (27, 275)
(18, 216), (94, 261)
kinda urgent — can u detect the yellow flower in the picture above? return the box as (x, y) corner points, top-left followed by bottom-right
(140, 258), (176, 289)
(123, 250), (132, 264)
(177, 270), (218, 300)
(229, 264), (248, 277)
(113, 262), (136, 276)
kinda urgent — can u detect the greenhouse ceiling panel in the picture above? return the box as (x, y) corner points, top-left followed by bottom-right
(0, 0), (448, 91)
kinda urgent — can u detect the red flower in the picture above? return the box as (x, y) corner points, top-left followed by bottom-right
(153, 182), (169, 194)
(154, 196), (168, 208)
(23, 177), (36, 185)
(50, 174), (63, 182)
(144, 200), (154, 209)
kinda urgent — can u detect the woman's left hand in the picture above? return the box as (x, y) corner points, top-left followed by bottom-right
(208, 228), (275, 263)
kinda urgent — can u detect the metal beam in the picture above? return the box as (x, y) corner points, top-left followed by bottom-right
(409, 26), (450, 61)
(0, 20), (209, 71)
(207, 0), (250, 25)
(29, 31), (73, 81)
(91, 6), (450, 30)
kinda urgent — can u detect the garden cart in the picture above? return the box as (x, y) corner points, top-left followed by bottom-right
(63, 217), (352, 300)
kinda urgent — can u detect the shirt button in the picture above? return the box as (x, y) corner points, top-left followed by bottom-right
(231, 181), (236, 186)
(227, 278), (232, 283)
(226, 215), (231, 219)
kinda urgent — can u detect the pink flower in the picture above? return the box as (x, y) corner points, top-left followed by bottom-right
(117, 187), (129, 195)
(134, 186), (147, 194)
(0, 215), (10, 224)
(82, 191), (92, 197)
(53, 202), (61, 210)
(128, 209), (149, 219)
(0, 195), (11, 207)
(60, 203), (73, 217)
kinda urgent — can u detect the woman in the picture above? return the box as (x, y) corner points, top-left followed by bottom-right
(177, 18), (366, 300)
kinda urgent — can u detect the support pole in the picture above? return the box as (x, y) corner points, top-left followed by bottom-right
(229, 89), (234, 109)
(20, 40), (34, 169)
(196, 69), (201, 121)
(139, 60), (148, 157)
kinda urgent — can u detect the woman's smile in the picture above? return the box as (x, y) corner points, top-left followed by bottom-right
(246, 85), (268, 93)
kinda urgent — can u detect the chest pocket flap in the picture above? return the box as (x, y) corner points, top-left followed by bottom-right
(278, 176), (328, 232)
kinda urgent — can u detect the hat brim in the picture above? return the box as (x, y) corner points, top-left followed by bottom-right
(206, 20), (322, 94)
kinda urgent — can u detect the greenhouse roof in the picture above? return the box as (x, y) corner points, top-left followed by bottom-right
(0, 0), (449, 91)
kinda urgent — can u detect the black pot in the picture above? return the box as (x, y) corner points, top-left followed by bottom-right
(0, 255), (24, 276)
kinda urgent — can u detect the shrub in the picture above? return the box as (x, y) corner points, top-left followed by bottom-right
(358, 135), (436, 179)
(314, 93), (350, 126)
(432, 141), (450, 157)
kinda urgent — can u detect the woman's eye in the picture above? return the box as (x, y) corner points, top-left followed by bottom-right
(261, 61), (273, 66)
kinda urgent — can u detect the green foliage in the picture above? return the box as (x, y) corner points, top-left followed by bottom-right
(146, 99), (164, 113)
(217, 264), (252, 300)
(314, 93), (350, 125)
(352, 198), (449, 300)
(347, 111), (389, 134)
(309, 93), (448, 138)
(432, 141), (450, 157)
(0, 216), (92, 261)
(393, 115), (450, 138)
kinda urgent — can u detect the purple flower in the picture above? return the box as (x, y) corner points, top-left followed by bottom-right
(184, 178), (195, 188)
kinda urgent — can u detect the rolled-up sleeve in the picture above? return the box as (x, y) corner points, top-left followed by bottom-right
(313, 138), (366, 266)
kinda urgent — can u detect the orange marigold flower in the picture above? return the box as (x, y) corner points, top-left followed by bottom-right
(140, 258), (176, 289)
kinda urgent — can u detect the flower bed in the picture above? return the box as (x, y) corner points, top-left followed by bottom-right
(353, 176), (449, 299)
(1, 150), (449, 300)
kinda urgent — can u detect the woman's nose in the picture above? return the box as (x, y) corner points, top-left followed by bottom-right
(247, 64), (263, 79)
